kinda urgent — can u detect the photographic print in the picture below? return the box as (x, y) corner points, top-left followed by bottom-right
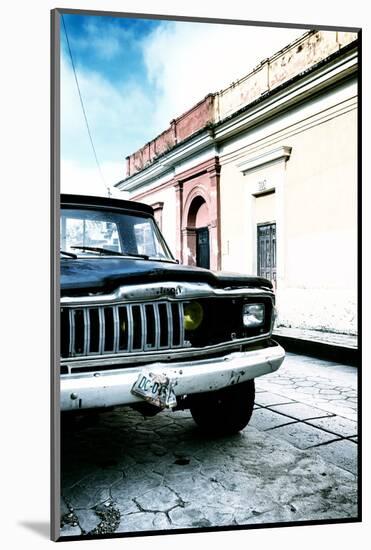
(51, 8), (360, 541)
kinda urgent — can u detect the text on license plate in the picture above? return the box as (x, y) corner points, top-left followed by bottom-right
(131, 371), (177, 409)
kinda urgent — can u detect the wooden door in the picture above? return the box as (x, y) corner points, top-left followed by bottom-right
(196, 227), (210, 269)
(257, 223), (276, 285)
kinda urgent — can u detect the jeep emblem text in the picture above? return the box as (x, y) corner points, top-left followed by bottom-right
(156, 286), (181, 297)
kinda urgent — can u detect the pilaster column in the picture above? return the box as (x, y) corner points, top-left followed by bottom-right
(207, 159), (221, 270)
(174, 181), (183, 262)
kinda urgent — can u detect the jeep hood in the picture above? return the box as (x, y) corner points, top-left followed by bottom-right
(60, 257), (272, 296)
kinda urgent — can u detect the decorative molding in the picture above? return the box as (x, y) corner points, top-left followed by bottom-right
(116, 134), (216, 192)
(237, 146), (292, 174)
(220, 94), (356, 167)
(151, 201), (164, 211)
(132, 157), (218, 202)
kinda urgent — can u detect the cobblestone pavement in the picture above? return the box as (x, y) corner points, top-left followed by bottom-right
(60, 353), (358, 538)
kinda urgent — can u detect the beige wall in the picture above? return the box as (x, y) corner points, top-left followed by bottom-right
(255, 192), (275, 225)
(220, 88), (357, 334)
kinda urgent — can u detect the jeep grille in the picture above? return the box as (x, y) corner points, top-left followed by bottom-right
(61, 297), (273, 360)
(61, 302), (186, 358)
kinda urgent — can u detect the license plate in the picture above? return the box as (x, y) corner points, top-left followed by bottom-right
(131, 371), (177, 409)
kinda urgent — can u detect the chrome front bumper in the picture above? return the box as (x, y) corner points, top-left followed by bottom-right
(60, 343), (285, 411)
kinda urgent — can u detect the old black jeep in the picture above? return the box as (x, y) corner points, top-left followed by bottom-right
(60, 194), (285, 435)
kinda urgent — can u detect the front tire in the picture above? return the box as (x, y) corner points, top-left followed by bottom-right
(189, 379), (255, 435)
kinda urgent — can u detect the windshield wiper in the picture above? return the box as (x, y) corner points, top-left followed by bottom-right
(60, 250), (77, 258)
(121, 252), (150, 260)
(70, 246), (149, 259)
(71, 246), (126, 256)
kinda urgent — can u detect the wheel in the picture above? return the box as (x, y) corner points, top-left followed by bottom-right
(189, 379), (255, 435)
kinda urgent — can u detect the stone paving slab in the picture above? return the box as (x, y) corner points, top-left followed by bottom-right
(64, 483), (111, 510)
(169, 503), (233, 528)
(268, 422), (339, 450)
(269, 402), (332, 421)
(255, 391), (295, 407)
(306, 416), (357, 438)
(117, 512), (161, 533)
(135, 486), (181, 512)
(312, 440), (358, 475)
(77, 509), (100, 534)
(248, 408), (296, 431)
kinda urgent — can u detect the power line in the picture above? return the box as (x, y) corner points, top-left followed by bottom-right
(61, 14), (111, 198)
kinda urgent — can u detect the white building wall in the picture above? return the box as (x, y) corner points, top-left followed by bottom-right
(280, 107), (357, 334)
(219, 80), (357, 335)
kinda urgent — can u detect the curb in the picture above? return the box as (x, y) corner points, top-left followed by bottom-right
(273, 334), (359, 367)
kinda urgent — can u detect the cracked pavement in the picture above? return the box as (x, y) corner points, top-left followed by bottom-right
(60, 353), (358, 537)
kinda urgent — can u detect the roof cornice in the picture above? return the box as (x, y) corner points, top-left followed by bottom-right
(115, 43), (357, 193)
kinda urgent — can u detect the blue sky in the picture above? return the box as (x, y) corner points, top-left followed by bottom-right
(62, 15), (157, 82)
(60, 13), (305, 196)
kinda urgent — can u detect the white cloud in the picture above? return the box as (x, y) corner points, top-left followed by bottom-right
(61, 158), (127, 198)
(141, 21), (307, 129)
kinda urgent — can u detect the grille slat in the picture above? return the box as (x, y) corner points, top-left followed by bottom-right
(113, 306), (120, 353)
(166, 302), (173, 349)
(140, 304), (147, 350)
(69, 309), (75, 356)
(153, 303), (161, 350)
(178, 302), (185, 348)
(127, 305), (134, 352)
(83, 308), (90, 355)
(98, 307), (105, 355)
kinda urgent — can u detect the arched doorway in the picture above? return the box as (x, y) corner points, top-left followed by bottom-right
(186, 196), (210, 269)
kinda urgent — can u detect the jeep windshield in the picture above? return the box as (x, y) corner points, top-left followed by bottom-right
(60, 207), (175, 261)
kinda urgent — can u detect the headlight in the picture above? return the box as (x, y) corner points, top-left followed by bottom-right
(184, 301), (203, 331)
(242, 303), (265, 328)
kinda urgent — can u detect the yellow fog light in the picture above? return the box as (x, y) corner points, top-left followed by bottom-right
(184, 301), (203, 331)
